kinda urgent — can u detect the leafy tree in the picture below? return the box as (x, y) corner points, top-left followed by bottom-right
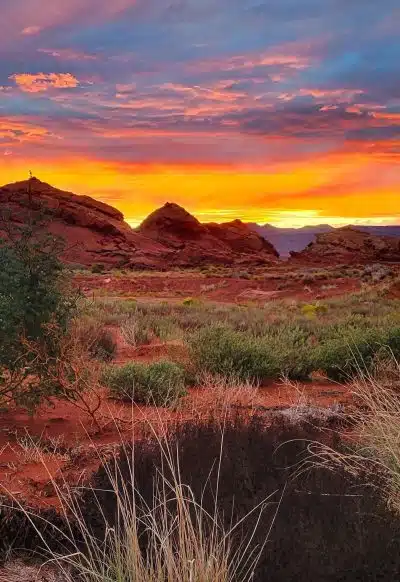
(0, 177), (78, 410)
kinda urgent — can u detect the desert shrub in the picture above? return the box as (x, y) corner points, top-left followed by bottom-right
(73, 316), (117, 361)
(301, 302), (328, 318)
(0, 208), (78, 410)
(182, 296), (201, 306)
(90, 328), (117, 361)
(313, 327), (387, 381)
(189, 324), (315, 382)
(188, 325), (279, 381)
(102, 360), (187, 405)
(384, 326), (400, 357)
(121, 317), (152, 346)
(264, 325), (314, 380)
(149, 315), (179, 341)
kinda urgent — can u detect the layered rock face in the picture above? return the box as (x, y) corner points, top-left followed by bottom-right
(137, 203), (279, 266)
(290, 226), (400, 263)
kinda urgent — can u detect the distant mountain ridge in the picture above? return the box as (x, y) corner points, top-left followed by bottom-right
(248, 223), (400, 257)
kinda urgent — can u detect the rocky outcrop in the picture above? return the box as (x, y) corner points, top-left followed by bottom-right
(206, 219), (279, 257)
(290, 226), (400, 264)
(0, 180), (279, 269)
(0, 178), (171, 268)
(249, 223), (400, 257)
(137, 203), (279, 266)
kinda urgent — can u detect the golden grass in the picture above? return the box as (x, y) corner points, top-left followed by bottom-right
(299, 357), (400, 513)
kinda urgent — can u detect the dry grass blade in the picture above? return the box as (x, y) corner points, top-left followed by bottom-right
(297, 356), (400, 512)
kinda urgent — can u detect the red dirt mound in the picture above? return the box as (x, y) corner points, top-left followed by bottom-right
(290, 226), (400, 264)
(137, 203), (279, 266)
(0, 177), (172, 269)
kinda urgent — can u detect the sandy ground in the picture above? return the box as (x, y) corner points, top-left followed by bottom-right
(74, 272), (361, 304)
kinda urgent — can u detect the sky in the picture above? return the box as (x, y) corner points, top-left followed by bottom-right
(0, 1), (399, 227)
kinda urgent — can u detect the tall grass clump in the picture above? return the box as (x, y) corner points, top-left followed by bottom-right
(102, 360), (187, 406)
(306, 356), (400, 514)
(73, 315), (117, 362)
(0, 418), (278, 582)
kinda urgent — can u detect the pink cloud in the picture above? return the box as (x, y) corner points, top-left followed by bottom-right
(279, 88), (364, 104)
(21, 25), (42, 36)
(191, 53), (311, 74)
(1, 0), (136, 46)
(38, 48), (98, 61)
(10, 72), (79, 93)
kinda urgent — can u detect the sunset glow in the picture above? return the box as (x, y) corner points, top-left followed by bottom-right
(0, 1), (399, 227)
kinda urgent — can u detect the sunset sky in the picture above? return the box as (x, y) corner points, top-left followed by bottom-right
(0, 1), (399, 227)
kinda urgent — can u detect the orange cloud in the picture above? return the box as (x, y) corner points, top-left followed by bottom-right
(0, 117), (52, 142)
(192, 53), (311, 74)
(10, 72), (79, 93)
(371, 111), (400, 122)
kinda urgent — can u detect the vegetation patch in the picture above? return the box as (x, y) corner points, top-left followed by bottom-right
(102, 360), (187, 406)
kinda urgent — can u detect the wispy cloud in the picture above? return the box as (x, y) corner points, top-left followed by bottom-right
(38, 48), (98, 61)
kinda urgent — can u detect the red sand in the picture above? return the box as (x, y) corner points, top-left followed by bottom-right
(0, 380), (351, 509)
(75, 273), (360, 304)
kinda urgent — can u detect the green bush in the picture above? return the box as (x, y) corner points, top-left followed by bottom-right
(188, 325), (279, 382)
(313, 328), (385, 382)
(384, 327), (400, 358)
(102, 360), (187, 406)
(265, 325), (314, 380)
(188, 324), (316, 382)
(0, 209), (78, 409)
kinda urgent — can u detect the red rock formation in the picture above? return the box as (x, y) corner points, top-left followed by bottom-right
(0, 178), (171, 268)
(0, 180), (279, 269)
(206, 219), (279, 257)
(137, 203), (279, 266)
(290, 226), (400, 264)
